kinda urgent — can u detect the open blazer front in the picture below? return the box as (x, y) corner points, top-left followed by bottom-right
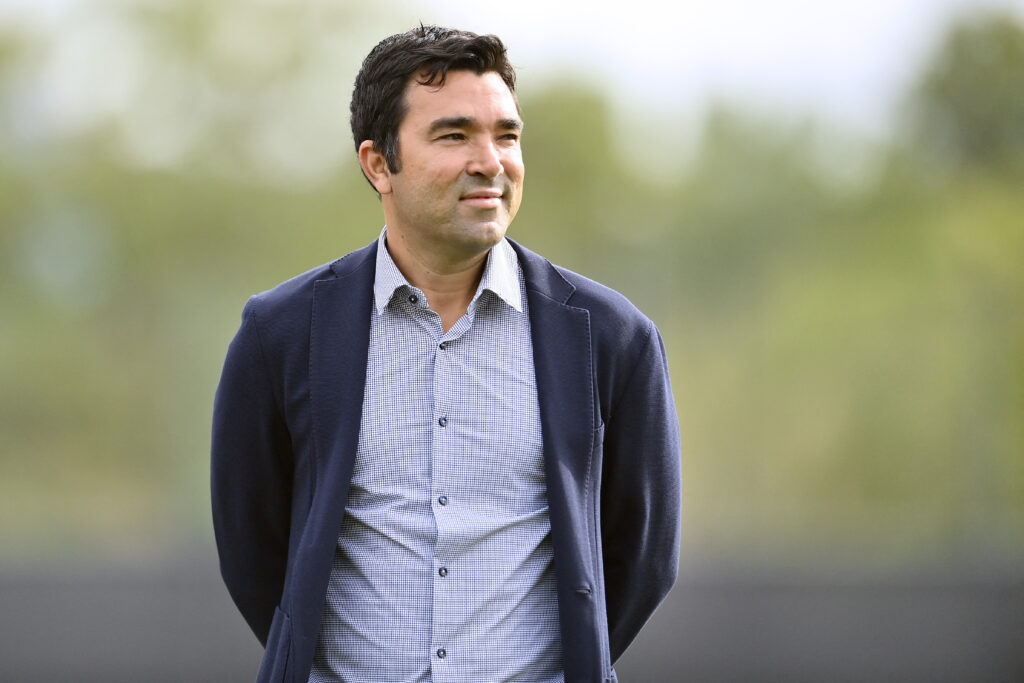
(212, 239), (682, 683)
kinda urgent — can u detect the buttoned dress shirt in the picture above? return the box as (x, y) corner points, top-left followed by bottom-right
(308, 232), (563, 682)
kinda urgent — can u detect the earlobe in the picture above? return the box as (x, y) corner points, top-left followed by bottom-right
(358, 140), (393, 195)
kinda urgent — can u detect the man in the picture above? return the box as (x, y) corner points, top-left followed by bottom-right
(212, 25), (681, 683)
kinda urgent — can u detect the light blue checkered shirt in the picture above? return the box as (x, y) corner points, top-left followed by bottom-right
(309, 230), (563, 682)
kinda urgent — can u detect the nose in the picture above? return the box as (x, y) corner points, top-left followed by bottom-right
(466, 139), (504, 178)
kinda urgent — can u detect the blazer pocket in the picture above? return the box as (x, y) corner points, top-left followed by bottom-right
(256, 606), (292, 683)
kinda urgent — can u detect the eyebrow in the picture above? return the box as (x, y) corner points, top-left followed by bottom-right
(427, 116), (523, 135)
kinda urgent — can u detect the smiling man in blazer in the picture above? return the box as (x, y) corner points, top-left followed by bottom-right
(212, 25), (681, 683)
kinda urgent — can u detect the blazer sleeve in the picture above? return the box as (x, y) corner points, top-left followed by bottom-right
(600, 320), (682, 662)
(211, 298), (293, 646)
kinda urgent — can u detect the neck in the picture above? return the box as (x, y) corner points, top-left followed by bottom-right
(384, 230), (490, 332)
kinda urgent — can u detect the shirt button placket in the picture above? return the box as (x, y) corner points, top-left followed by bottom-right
(432, 331), (454, 680)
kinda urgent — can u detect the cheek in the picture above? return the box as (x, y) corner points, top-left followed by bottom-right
(504, 152), (525, 180)
(424, 162), (467, 191)
(402, 153), (461, 184)
(507, 181), (524, 216)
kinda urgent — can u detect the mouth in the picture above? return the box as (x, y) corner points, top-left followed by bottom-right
(459, 190), (504, 209)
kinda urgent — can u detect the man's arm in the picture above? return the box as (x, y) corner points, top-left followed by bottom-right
(600, 320), (682, 662)
(211, 300), (293, 645)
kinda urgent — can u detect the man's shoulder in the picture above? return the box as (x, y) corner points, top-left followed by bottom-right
(559, 264), (645, 320)
(511, 239), (652, 333)
(244, 241), (376, 319)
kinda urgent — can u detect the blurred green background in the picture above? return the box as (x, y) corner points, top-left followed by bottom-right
(1, 1), (1023, 677)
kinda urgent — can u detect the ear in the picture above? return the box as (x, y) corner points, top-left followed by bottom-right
(358, 140), (393, 195)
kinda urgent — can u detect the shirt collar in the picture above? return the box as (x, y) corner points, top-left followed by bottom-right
(373, 227), (523, 314)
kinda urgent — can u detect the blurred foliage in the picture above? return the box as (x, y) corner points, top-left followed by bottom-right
(1, 3), (1022, 570)
(904, 11), (1024, 173)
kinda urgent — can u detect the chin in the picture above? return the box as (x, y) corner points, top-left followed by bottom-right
(462, 221), (508, 245)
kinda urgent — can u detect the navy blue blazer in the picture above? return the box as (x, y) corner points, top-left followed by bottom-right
(212, 239), (682, 682)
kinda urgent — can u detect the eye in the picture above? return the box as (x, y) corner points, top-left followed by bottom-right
(498, 133), (520, 144)
(439, 132), (466, 141)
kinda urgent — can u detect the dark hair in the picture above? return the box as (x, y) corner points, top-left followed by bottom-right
(351, 25), (518, 180)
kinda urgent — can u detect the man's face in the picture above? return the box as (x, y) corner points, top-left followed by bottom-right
(380, 70), (524, 262)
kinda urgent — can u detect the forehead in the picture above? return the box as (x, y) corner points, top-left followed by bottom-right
(400, 70), (521, 128)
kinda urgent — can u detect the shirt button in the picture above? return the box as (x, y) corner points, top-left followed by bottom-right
(439, 341), (448, 350)
(436, 648), (446, 659)
(408, 294), (418, 304)
(437, 416), (448, 427)
(438, 566), (448, 577)
(438, 495), (448, 506)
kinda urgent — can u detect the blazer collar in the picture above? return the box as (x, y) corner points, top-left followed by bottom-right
(329, 240), (378, 280)
(507, 238), (576, 306)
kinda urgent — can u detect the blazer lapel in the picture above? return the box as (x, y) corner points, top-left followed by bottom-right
(309, 242), (377, 502)
(512, 238), (598, 480)
(524, 272), (598, 488)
